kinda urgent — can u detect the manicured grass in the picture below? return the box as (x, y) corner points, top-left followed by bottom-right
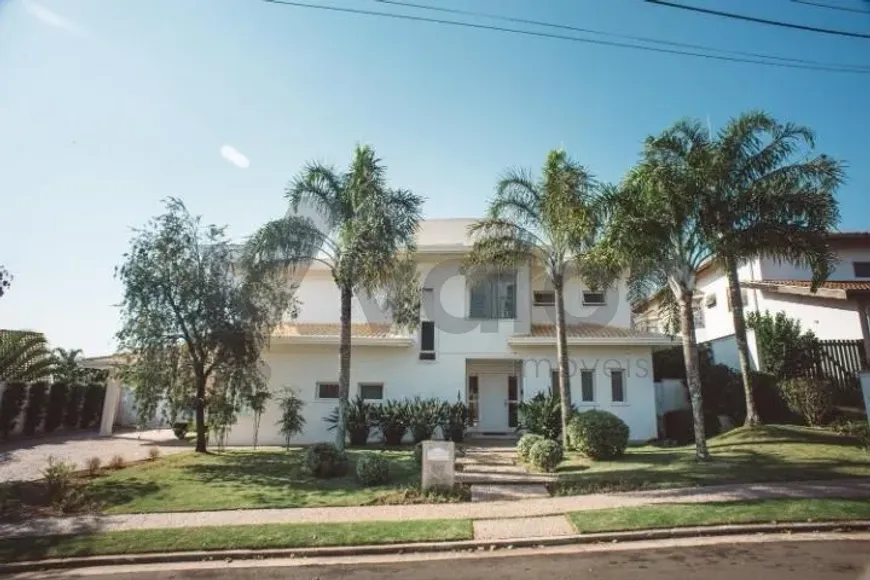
(568, 497), (870, 533)
(554, 425), (870, 495)
(0, 519), (473, 563)
(86, 449), (420, 514)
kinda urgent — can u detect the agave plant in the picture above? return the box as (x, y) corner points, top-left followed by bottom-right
(440, 392), (470, 443)
(325, 394), (375, 446)
(373, 399), (410, 446)
(406, 396), (448, 444)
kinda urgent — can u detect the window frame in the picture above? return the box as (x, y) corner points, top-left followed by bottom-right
(358, 382), (384, 401)
(853, 262), (870, 278)
(579, 369), (595, 403)
(705, 293), (717, 309)
(419, 320), (436, 362)
(468, 271), (517, 319)
(316, 382), (340, 400)
(609, 369), (626, 404)
(581, 291), (607, 306)
(533, 290), (556, 306)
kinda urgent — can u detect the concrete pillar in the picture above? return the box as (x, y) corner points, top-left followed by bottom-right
(858, 302), (870, 369)
(100, 376), (122, 436)
(861, 372), (870, 430)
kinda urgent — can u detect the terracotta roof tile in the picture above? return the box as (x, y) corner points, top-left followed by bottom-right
(273, 323), (400, 338)
(528, 323), (671, 340)
(754, 279), (870, 291)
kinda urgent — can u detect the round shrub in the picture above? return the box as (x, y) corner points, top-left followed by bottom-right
(778, 377), (834, 427)
(516, 433), (544, 462)
(527, 439), (563, 472)
(567, 410), (629, 460)
(304, 443), (349, 478)
(356, 453), (391, 486)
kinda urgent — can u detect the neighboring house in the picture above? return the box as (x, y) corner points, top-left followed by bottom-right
(633, 232), (870, 371)
(225, 219), (676, 446)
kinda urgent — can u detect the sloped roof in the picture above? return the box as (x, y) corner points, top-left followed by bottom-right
(742, 279), (870, 300)
(510, 323), (676, 346)
(271, 323), (413, 345)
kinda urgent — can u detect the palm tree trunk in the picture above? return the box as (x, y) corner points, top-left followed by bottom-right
(725, 256), (760, 427)
(336, 283), (353, 451)
(553, 277), (572, 449)
(194, 371), (207, 453)
(678, 292), (709, 460)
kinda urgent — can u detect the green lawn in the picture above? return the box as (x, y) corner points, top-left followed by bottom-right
(0, 519), (473, 563)
(553, 425), (870, 495)
(569, 497), (870, 533)
(86, 449), (421, 514)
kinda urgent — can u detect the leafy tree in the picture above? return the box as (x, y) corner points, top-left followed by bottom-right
(747, 310), (819, 380)
(276, 388), (306, 449)
(464, 149), (601, 448)
(697, 112), (842, 426)
(244, 145), (423, 451)
(595, 124), (717, 459)
(0, 331), (55, 382)
(0, 265), (11, 299)
(245, 387), (272, 449)
(52, 348), (88, 384)
(116, 198), (296, 452)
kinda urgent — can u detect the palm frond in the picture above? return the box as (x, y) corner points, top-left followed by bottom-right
(242, 214), (334, 277)
(286, 162), (345, 229)
(491, 169), (542, 229)
(0, 332), (56, 382)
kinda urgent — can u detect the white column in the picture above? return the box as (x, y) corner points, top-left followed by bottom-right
(100, 376), (122, 436)
(860, 372), (870, 430)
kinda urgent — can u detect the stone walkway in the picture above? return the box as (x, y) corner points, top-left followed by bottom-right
(460, 444), (552, 502)
(0, 429), (191, 482)
(3, 478), (869, 539)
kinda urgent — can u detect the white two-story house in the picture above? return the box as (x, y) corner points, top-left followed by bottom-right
(634, 232), (870, 371)
(225, 219), (676, 446)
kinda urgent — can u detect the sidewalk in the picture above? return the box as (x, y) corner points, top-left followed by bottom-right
(3, 478), (869, 539)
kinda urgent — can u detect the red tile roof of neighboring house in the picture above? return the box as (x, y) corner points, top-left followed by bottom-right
(750, 279), (870, 290)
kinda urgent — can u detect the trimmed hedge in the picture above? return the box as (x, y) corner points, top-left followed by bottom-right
(22, 381), (49, 436)
(356, 453), (390, 486)
(63, 385), (85, 430)
(79, 384), (106, 429)
(567, 410), (629, 460)
(517, 433), (545, 462)
(304, 443), (349, 478)
(527, 439), (563, 472)
(45, 383), (68, 433)
(663, 409), (720, 444)
(0, 382), (27, 438)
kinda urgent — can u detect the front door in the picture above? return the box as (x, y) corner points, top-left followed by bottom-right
(478, 374), (509, 432)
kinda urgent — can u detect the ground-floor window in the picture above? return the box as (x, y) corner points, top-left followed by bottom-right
(580, 369), (595, 402)
(467, 375), (479, 426)
(359, 383), (384, 401)
(316, 382), (339, 400)
(508, 375), (519, 428)
(610, 370), (625, 403)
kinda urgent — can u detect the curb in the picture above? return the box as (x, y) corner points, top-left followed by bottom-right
(2, 520), (869, 574)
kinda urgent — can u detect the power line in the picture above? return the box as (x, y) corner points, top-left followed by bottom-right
(371, 0), (869, 71)
(646, 0), (870, 40)
(792, 0), (870, 14)
(261, 0), (870, 73)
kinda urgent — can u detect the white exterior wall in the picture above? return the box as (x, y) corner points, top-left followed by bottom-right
(693, 260), (759, 343)
(530, 266), (632, 328)
(759, 247), (870, 281)
(754, 292), (863, 340)
(224, 343), (658, 446)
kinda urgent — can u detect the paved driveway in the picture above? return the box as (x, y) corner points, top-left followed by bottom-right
(0, 429), (192, 482)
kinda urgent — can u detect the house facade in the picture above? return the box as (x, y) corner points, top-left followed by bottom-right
(633, 232), (870, 371)
(224, 219), (675, 446)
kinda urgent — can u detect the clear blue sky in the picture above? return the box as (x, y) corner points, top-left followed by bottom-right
(1, 0), (868, 355)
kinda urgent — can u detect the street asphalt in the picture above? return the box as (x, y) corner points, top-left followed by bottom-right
(14, 535), (869, 580)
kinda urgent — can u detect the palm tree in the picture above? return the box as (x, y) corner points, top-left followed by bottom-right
(464, 149), (601, 448)
(597, 122), (716, 459)
(0, 331), (56, 382)
(52, 347), (87, 384)
(704, 112), (843, 426)
(243, 145), (423, 450)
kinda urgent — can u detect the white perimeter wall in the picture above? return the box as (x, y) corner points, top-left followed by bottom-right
(223, 343), (658, 446)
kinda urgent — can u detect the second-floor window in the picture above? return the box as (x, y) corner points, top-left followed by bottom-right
(854, 262), (870, 278)
(419, 321), (436, 360)
(469, 271), (516, 319)
(582, 291), (606, 305)
(533, 290), (555, 306)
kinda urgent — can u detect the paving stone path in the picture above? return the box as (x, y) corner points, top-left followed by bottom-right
(460, 444), (553, 502)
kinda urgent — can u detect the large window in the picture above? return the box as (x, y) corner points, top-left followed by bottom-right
(469, 271), (516, 319)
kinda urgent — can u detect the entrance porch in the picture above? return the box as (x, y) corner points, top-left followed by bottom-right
(466, 359), (523, 436)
